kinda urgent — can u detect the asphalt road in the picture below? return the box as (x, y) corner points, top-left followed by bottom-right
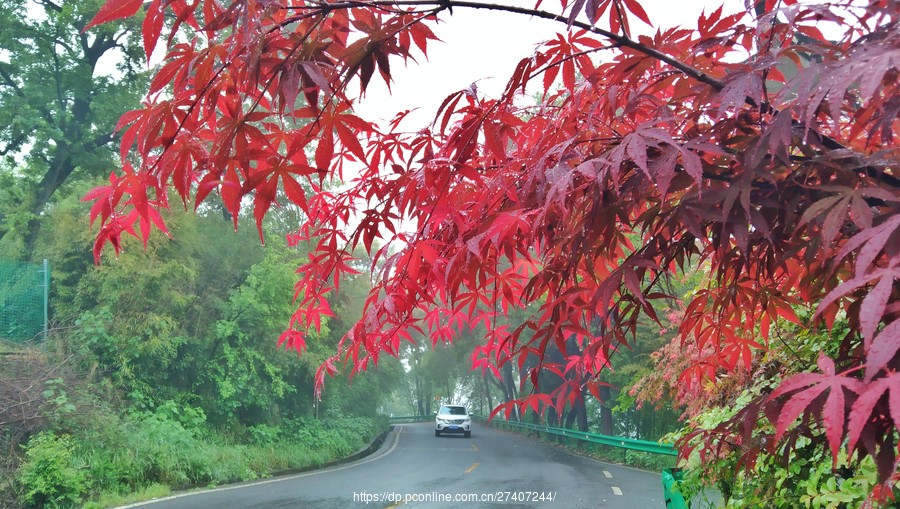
(121, 422), (665, 509)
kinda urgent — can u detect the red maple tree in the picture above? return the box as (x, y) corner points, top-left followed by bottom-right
(85, 0), (898, 498)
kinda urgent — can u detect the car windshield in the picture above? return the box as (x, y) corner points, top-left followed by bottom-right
(441, 406), (467, 415)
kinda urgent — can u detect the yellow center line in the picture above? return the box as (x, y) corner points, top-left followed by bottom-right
(465, 462), (480, 474)
(384, 501), (406, 509)
(471, 443), (479, 451)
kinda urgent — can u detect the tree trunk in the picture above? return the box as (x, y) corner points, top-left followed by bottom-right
(482, 376), (494, 414)
(564, 389), (589, 432)
(416, 375), (424, 416)
(502, 362), (519, 421)
(599, 383), (613, 436)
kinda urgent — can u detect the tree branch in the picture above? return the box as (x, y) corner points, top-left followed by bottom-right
(36, 0), (63, 14)
(0, 63), (56, 126)
(286, 1), (726, 91)
(0, 64), (26, 99)
(0, 130), (31, 156)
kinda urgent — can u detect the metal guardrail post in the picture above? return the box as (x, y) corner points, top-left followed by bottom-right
(662, 468), (688, 509)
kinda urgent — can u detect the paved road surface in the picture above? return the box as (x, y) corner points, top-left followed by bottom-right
(121, 422), (665, 508)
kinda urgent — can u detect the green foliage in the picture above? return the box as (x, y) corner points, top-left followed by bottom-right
(53, 205), (401, 429)
(4, 201), (397, 505)
(0, 163), (33, 259)
(286, 416), (379, 457)
(668, 321), (891, 509)
(18, 433), (87, 509)
(622, 450), (677, 472)
(202, 245), (307, 426)
(0, 0), (146, 252)
(674, 394), (884, 508)
(20, 403), (384, 506)
(604, 314), (683, 441)
(246, 424), (283, 446)
(4, 145), (400, 508)
(41, 378), (77, 421)
(24, 179), (402, 429)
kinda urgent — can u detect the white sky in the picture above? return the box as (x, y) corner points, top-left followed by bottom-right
(353, 1), (746, 128)
(91, 1), (747, 127)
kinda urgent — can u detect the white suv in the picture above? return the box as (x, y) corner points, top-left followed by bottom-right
(435, 404), (471, 438)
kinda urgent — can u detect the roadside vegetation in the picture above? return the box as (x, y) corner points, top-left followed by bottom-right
(0, 4), (397, 506)
(1, 201), (396, 508)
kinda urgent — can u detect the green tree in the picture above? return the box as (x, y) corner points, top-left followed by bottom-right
(0, 0), (145, 255)
(201, 240), (325, 426)
(47, 198), (398, 427)
(54, 206), (265, 410)
(311, 265), (404, 418)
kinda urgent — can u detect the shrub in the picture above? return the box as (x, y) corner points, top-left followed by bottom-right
(18, 433), (87, 508)
(15, 410), (386, 507)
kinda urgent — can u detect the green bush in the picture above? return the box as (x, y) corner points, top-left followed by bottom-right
(284, 416), (379, 458)
(15, 404), (385, 508)
(623, 450), (677, 471)
(671, 388), (886, 508)
(18, 433), (87, 508)
(247, 424), (282, 445)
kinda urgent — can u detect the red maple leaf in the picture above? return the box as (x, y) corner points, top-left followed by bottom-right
(767, 353), (863, 465)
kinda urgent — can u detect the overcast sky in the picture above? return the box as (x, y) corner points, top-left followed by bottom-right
(89, 1), (747, 128)
(352, 1), (746, 128)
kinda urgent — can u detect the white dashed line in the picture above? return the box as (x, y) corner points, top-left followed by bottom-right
(611, 486), (623, 496)
(603, 470), (613, 478)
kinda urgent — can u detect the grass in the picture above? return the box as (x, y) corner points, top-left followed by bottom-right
(15, 415), (387, 508)
(553, 440), (678, 471)
(85, 484), (171, 509)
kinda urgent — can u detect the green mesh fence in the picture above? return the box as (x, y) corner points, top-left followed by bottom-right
(0, 259), (49, 342)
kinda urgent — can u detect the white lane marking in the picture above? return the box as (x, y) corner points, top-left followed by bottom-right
(611, 486), (623, 496)
(116, 427), (404, 508)
(603, 470), (612, 478)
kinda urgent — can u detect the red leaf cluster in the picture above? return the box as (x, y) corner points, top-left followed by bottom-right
(86, 0), (898, 496)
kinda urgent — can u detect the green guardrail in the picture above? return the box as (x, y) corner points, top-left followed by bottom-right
(389, 415), (433, 423)
(474, 415), (677, 456)
(662, 468), (689, 509)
